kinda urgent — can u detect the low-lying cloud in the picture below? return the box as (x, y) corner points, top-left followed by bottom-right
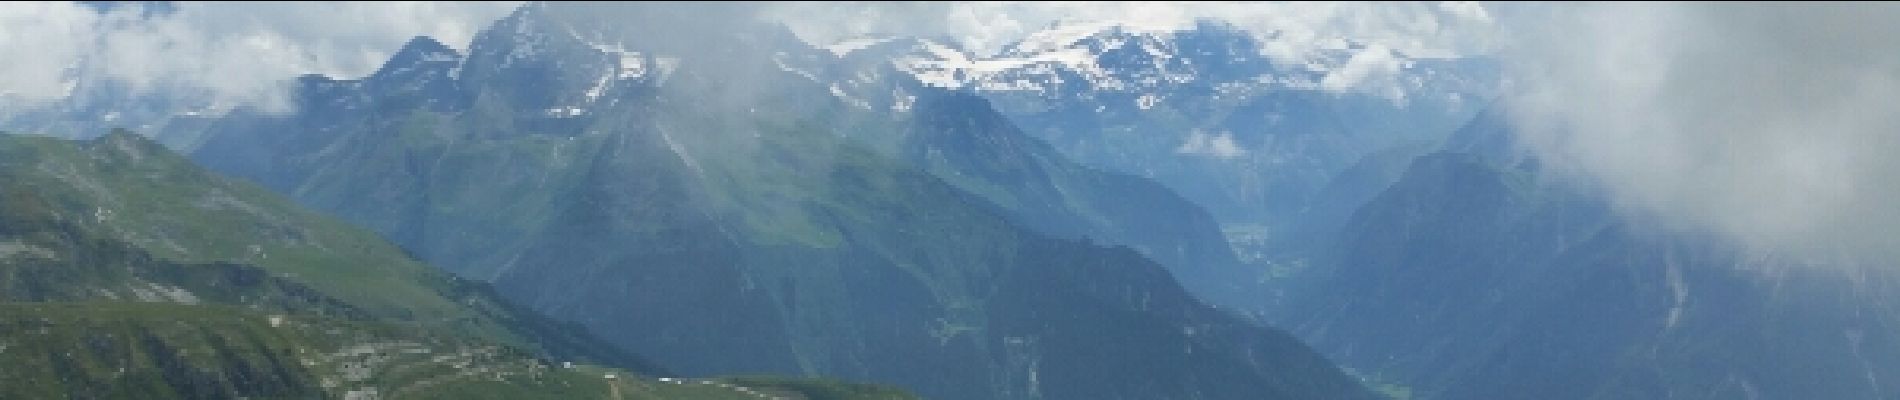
(1177, 130), (1248, 159)
(1501, 2), (1900, 266)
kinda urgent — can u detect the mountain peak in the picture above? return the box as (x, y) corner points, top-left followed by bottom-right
(83, 127), (189, 169)
(91, 127), (160, 149)
(893, 21), (1230, 93)
(396, 35), (457, 57)
(373, 35), (462, 79)
(364, 35), (466, 107)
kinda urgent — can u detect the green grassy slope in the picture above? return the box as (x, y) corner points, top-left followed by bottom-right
(0, 131), (656, 369)
(0, 131), (918, 399)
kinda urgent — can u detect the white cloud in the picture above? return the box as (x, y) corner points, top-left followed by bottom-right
(1438, 1), (1492, 25)
(0, 1), (519, 110)
(1500, 2), (1900, 266)
(0, 2), (99, 99)
(1176, 130), (1247, 159)
(1319, 43), (1407, 101)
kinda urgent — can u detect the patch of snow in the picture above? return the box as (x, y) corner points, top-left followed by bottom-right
(830, 84), (871, 110)
(894, 25), (1174, 93)
(772, 53), (819, 82)
(652, 57), (681, 85)
(921, 40), (973, 65)
(499, 15), (548, 70)
(884, 21), (1448, 104)
(657, 129), (704, 178)
(385, 64), (416, 78)
(583, 67), (615, 102)
(420, 52), (459, 63)
(565, 31), (661, 104)
(579, 40), (648, 80)
(825, 37), (897, 57)
(891, 88), (915, 113)
(893, 40), (978, 89)
(1005, 21), (1120, 56)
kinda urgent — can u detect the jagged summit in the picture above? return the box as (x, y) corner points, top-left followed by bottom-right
(865, 18), (1492, 105)
(369, 35), (463, 81)
(883, 20), (1294, 94)
(399, 35), (458, 57)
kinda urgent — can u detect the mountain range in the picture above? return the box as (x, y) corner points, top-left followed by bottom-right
(160, 3), (1378, 399)
(851, 19), (1497, 245)
(15, 2), (1897, 400)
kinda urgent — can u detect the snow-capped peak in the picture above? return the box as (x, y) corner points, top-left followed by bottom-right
(998, 20), (1126, 57)
(825, 37), (901, 57)
(890, 20), (1259, 94)
(870, 19), (1475, 105)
